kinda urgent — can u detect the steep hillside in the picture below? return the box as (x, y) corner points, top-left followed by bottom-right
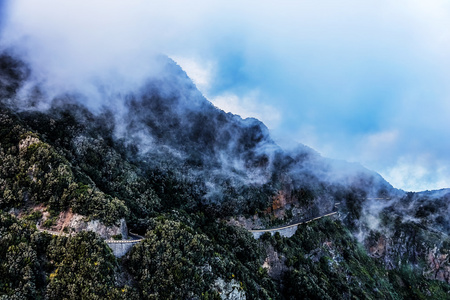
(0, 52), (399, 218)
(1, 51), (450, 299)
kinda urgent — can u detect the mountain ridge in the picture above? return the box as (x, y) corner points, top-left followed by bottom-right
(2, 51), (450, 299)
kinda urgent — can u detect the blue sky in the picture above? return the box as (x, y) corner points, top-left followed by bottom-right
(1, 0), (450, 191)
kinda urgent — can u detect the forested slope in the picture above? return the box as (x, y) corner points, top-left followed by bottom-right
(2, 52), (450, 299)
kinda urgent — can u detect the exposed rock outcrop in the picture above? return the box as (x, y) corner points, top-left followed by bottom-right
(37, 207), (128, 239)
(262, 245), (288, 280)
(69, 215), (128, 240)
(214, 278), (246, 300)
(425, 247), (450, 282)
(364, 228), (450, 284)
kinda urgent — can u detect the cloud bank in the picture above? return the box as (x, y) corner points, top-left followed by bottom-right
(1, 0), (450, 191)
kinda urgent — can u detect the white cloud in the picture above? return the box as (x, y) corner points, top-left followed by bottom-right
(210, 92), (281, 130)
(171, 56), (215, 92)
(356, 130), (400, 164)
(382, 156), (450, 192)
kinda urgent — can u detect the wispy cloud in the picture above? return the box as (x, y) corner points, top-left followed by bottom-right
(210, 92), (281, 130)
(2, 0), (450, 191)
(384, 156), (450, 192)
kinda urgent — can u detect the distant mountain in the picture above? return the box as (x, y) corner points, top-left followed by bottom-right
(417, 188), (450, 198)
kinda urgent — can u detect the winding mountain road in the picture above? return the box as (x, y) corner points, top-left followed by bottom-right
(248, 198), (389, 238)
(37, 227), (145, 257)
(249, 211), (338, 234)
(37, 227), (144, 244)
(37, 198), (387, 244)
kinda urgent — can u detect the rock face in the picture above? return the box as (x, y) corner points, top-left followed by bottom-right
(37, 207), (128, 240)
(263, 174), (336, 225)
(425, 247), (450, 282)
(368, 235), (387, 258)
(267, 190), (297, 219)
(227, 215), (264, 230)
(262, 245), (288, 280)
(364, 225), (450, 284)
(69, 215), (128, 240)
(365, 233), (396, 270)
(214, 278), (246, 300)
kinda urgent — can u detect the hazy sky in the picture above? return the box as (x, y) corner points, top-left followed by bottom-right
(1, 0), (450, 192)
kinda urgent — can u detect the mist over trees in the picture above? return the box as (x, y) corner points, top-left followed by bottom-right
(2, 52), (450, 299)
